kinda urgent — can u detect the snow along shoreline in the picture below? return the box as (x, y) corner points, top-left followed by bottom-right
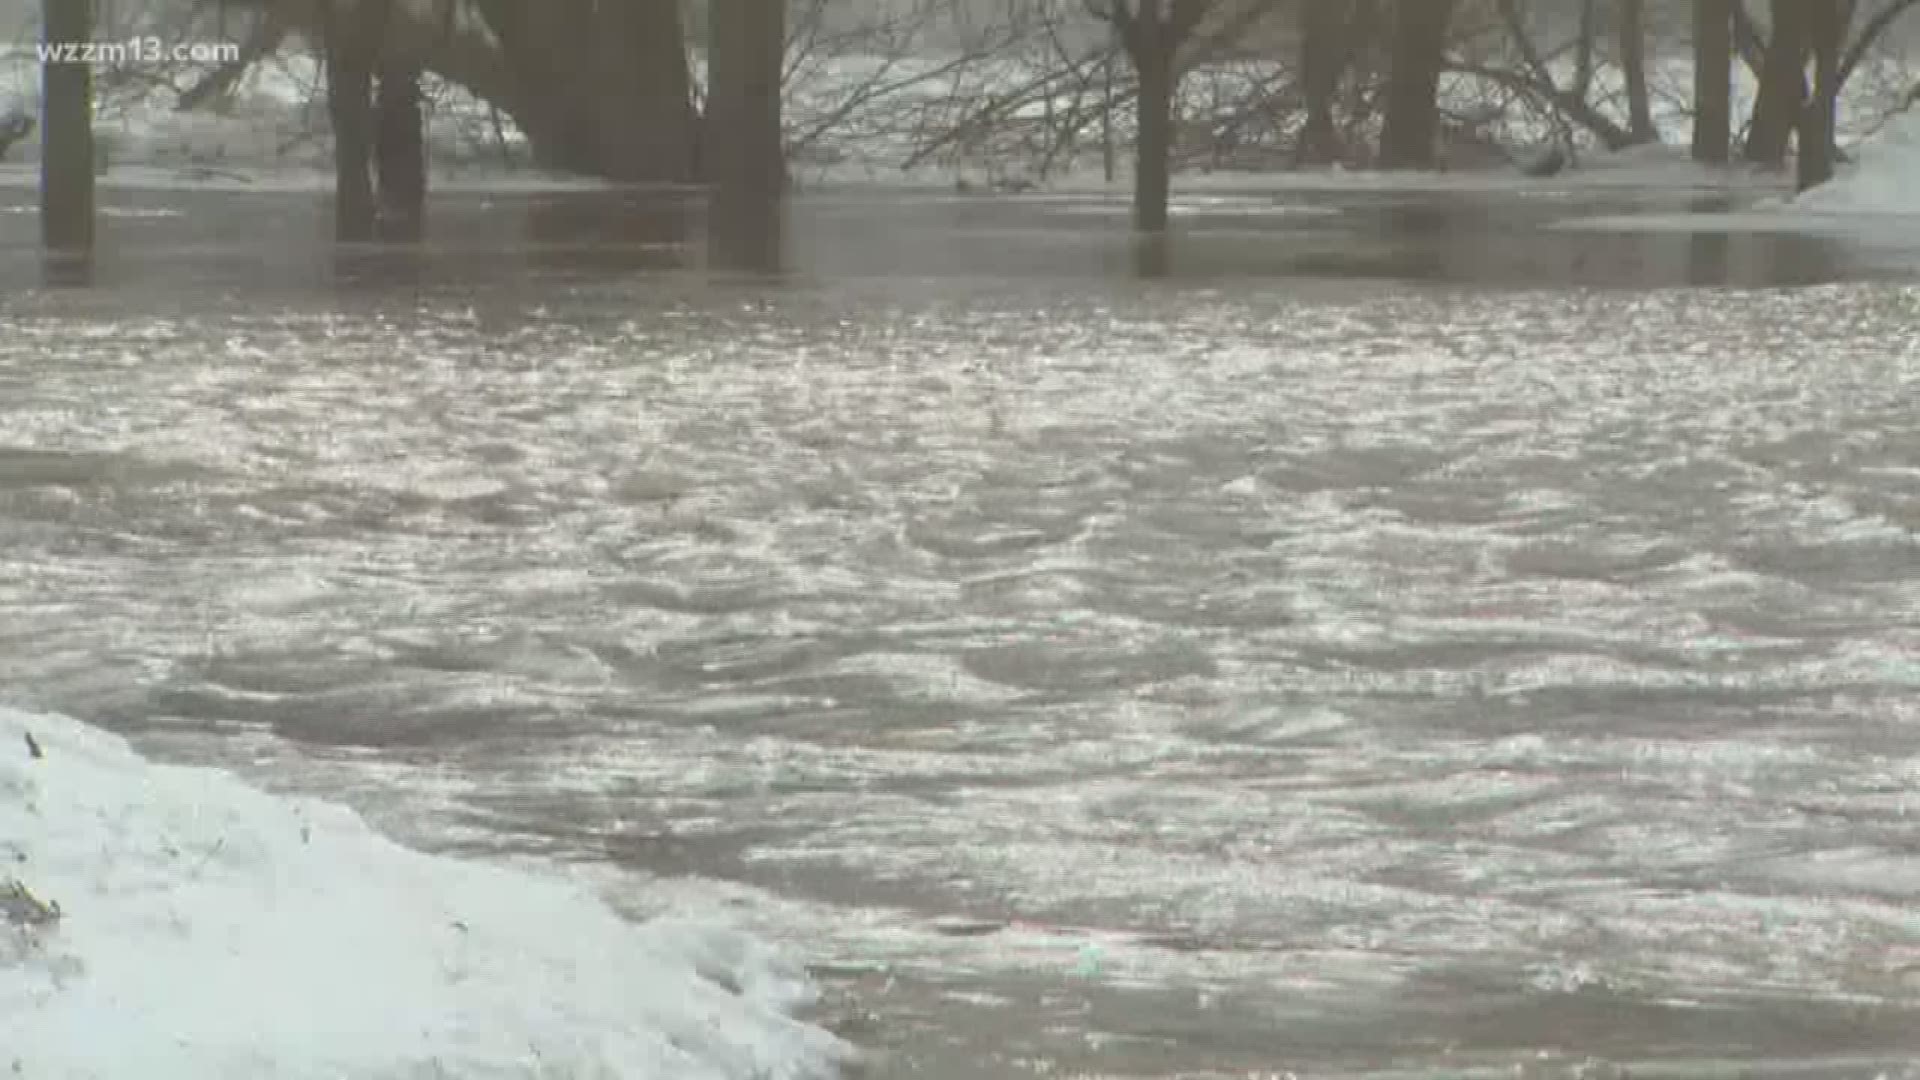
(0, 707), (854, 1079)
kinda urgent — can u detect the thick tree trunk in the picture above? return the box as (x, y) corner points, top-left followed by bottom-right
(473, 0), (592, 172)
(374, 62), (425, 239)
(322, 0), (386, 241)
(707, 0), (786, 270)
(1619, 0), (1657, 143)
(1747, 0), (1811, 166)
(41, 0), (95, 252)
(477, 0), (696, 182)
(1693, 0), (1733, 163)
(1131, 5), (1175, 232)
(592, 0), (696, 181)
(1296, 0), (1349, 166)
(708, 0), (786, 199)
(1378, 0), (1454, 169)
(1797, 0), (1845, 190)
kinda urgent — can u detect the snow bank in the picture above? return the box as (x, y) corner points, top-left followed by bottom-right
(0, 708), (852, 1079)
(1793, 110), (1920, 215)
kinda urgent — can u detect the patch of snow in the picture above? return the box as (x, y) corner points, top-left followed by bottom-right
(1793, 110), (1920, 215)
(0, 708), (853, 1080)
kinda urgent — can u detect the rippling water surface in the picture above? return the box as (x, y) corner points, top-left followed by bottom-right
(2, 190), (1919, 1078)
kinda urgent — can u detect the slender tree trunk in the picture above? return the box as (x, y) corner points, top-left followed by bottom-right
(1378, 0), (1455, 169)
(1574, 0), (1598, 96)
(322, 0), (386, 241)
(1693, 0), (1732, 163)
(707, 0), (786, 269)
(1747, 0), (1810, 166)
(41, 0), (95, 252)
(1297, 0), (1348, 166)
(1797, 0), (1845, 190)
(1620, 0), (1657, 143)
(374, 62), (425, 238)
(1131, 1), (1175, 232)
(1102, 34), (1117, 183)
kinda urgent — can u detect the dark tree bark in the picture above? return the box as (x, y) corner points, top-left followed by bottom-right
(1378, 0), (1455, 169)
(1296, 0), (1350, 166)
(1693, 0), (1733, 163)
(1131, 0), (1175, 231)
(1797, 0), (1846, 190)
(1098, 0), (1212, 233)
(321, 0), (388, 241)
(474, 0), (696, 182)
(707, 0), (786, 270)
(1619, 0), (1657, 143)
(41, 0), (95, 251)
(593, 0), (697, 181)
(374, 62), (425, 239)
(1747, 0), (1811, 166)
(708, 0), (786, 199)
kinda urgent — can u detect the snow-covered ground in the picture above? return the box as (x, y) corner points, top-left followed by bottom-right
(1555, 107), (1920, 237)
(1, 708), (853, 1080)
(1793, 109), (1920, 215)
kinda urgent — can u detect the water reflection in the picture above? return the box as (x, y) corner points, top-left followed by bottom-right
(1131, 231), (1171, 278)
(1326, 194), (1867, 288)
(0, 184), (1910, 293)
(328, 242), (429, 291)
(706, 187), (786, 275)
(524, 191), (695, 273)
(39, 249), (93, 288)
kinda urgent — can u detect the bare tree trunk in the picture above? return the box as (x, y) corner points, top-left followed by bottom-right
(1131, 0), (1174, 231)
(1574, 0), (1598, 96)
(1797, 0), (1845, 190)
(1620, 0), (1657, 143)
(595, 0), (697, 181)
(322, 0), (387, 242)
(1379, 0), (1454, 169)
(1102, 34), (1117, 183)
(1101, 0), (1210, 232)
(1297, 0), (1349, 165)
(708, 0), (786, 270)
(476, 0), (696, 181)
(41, 0), (95, 252)
(1747, 0), (1810, 166)
(374, 62), (424, 239)
(1693, 0), (1733, 163)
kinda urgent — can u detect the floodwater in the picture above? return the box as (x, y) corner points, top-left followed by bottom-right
(2, 186), (1919, 1079)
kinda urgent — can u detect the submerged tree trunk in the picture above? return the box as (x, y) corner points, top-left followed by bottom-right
(374, 62), (425, 239)
(1296, 0), (1349, 166)
(707, 0), (786, 270)
(1620, 0), (1657, 143)
(1101, 0), (1210, 233)
(322, 0), (387, 241)
(1378, 0), (1454, 169)
(707, 0), (785, 198)
(1693, 0), (1733, 163)
(1797, 0), (1846, 190)
(1747, 0), (1811, 166)
(1131, 0), (1174, 231)
(41, 0), (95, 252)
